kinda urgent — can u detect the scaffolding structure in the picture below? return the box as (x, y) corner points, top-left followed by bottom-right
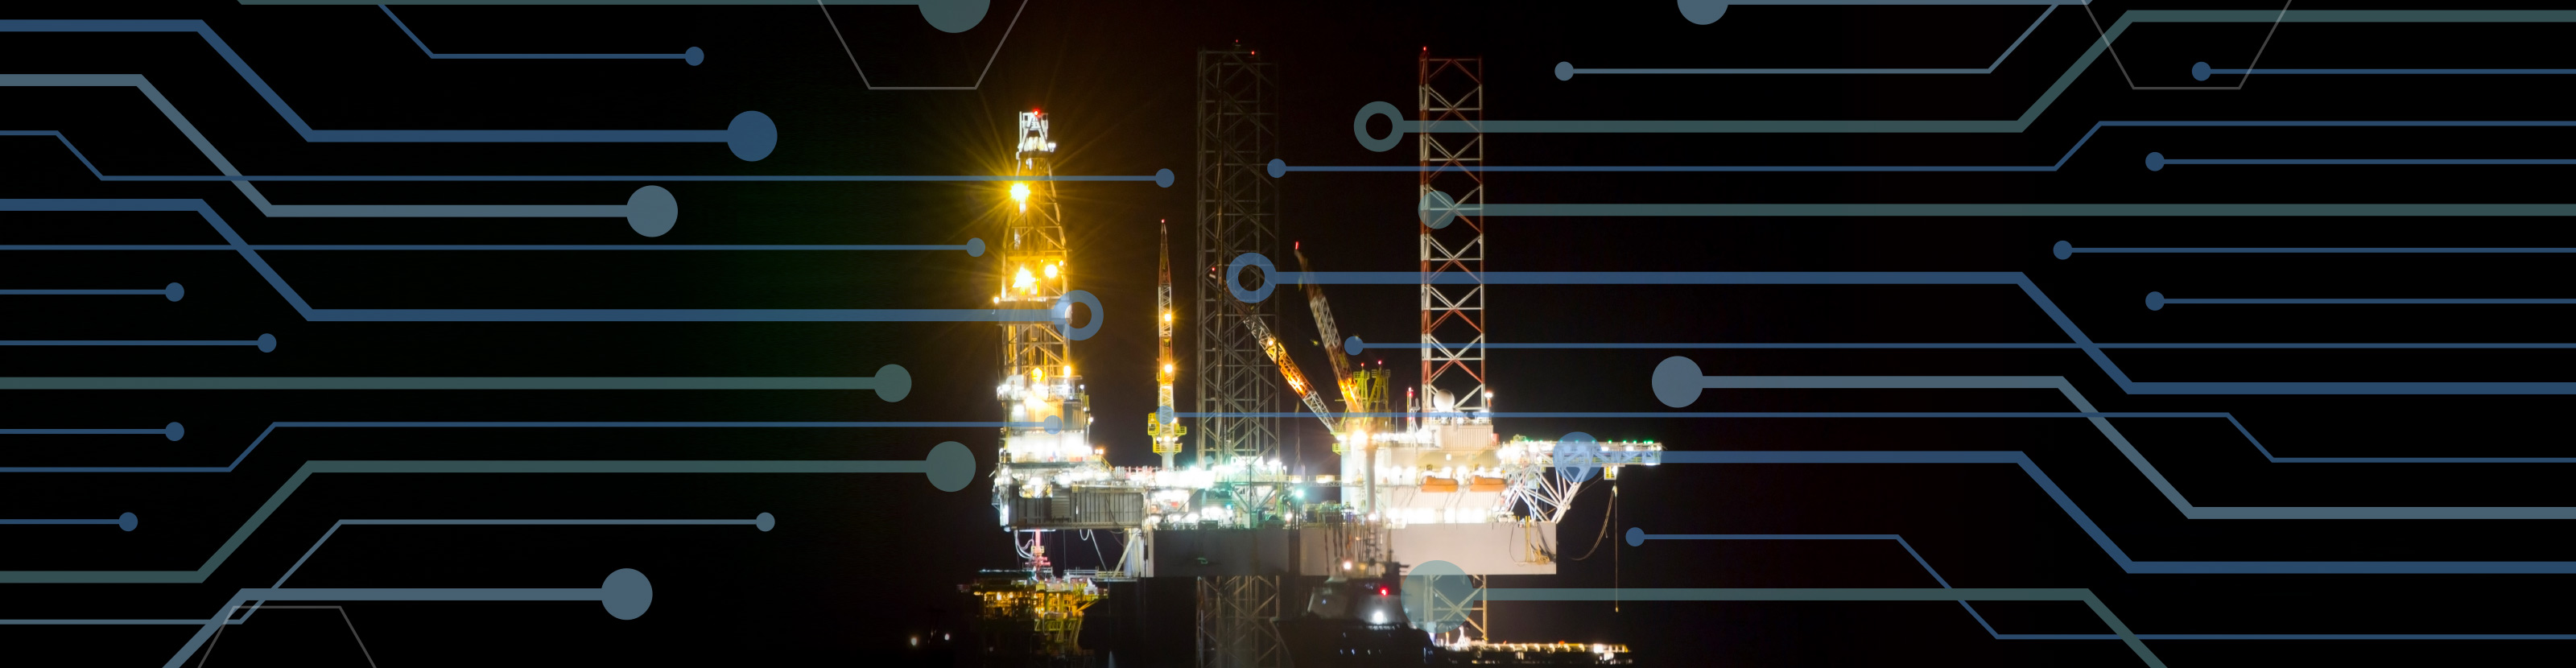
(1197, 575), (1285, 668)
(1418, 54), (1486, 420)
(1195, 45), (1282, 470)
(1194, 44), (1285, 668)
(1421, 52), (1488, 645)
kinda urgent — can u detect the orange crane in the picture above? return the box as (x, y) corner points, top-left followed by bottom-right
(1297, 245), (1389, 454)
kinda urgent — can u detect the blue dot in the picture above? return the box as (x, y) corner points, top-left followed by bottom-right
(1679, 0), (1728, 24)
(1343, 336), (1364, 354)
(683, 47), (704, 66)
(1625, 527), (1645, 546)
(1402, 560), (1473, 634)
(1155, 168), (1176, 188)
(918, 0), (989, 34)
(2145, 291), (2167, 311)
(164, 422), (184, 442)
(118, 512), (138, 532)
(2191, 61), (2212, 81)
(1156, 406), (1174, 426)
(1418, 190), (1459, 229)
(926, 441), (976, 493)
(874, 364), (910, 402)
(1554, 433), (1601, 485)
(1653, 356), (1704, 408)
(2144, 152), (2166, 172)
(2052, 241), (2074, 260)
(1554, 61), (1575, 81)
(626, 185), (678, 237)
(256, 333), (277, 353)
(1266, 159), (1286, 179)
(1042, 414), (1063, 435)
(755, 512), (775, 532)
(601, 568), (653, 620)
(728, 110), (778, 162)
(965, 237), (986, 257)
(164, 282), (184, 302)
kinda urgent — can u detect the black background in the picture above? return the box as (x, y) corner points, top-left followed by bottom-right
(4, 1), (2574, 666)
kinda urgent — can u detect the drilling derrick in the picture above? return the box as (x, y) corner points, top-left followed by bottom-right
(1195, 44), (1286, 668)
(995, 109), (1085, 476)
(976, 109), (1136, 668)
(1151, 221), (1185, 468)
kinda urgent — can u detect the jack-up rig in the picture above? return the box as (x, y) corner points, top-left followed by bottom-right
(966, 49), (1659, 668)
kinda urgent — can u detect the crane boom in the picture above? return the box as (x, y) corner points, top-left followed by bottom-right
(1150, 220), (1183, 468)
(1226, 295), (1338, 436)
(1295, 246), (1359, 406)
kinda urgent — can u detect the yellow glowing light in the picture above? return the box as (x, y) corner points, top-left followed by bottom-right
(1009, 182), (1030, 203)
(1043, 262), (1059, 278)
(1013, 266), (1037, 292)
(1162, 311), (1172, 323)
(1163, 363), (1174, 373)
(1033, 367), (1045, 383)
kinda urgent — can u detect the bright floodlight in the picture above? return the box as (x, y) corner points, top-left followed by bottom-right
(1009, 182), (1030, 203)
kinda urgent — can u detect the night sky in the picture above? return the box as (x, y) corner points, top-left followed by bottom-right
(5, 1), (2575, 666)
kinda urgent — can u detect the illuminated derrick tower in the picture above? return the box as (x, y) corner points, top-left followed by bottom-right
(1152, 221), (1185, 468)
(996, 109), (1088, 475)
(990, 109), (1141, 548)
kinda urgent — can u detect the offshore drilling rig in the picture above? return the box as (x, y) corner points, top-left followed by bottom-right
(966, 49), (1659, 668)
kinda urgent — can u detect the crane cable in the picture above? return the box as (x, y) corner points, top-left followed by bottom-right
(1563, 480), (1619, 561)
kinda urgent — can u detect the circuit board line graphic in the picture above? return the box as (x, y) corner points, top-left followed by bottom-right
(0, 422), (1034, 474)
(1558, 6), (2056, 76)
(1372, 10), (2576, 138)
(0, 198), (1066, 324)
(1617, 533), (2576, 641)
(0, 21), (770, 159)
(1244, 267), (2576, 394)
(0, 443), (972, 583)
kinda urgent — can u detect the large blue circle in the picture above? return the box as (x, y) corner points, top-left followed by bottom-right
(926, 441), (977, 492)
(1554, 433), (1601, 485)
(873, 364), (911, 402)
(1402, 560), (1476, 634)
(728, 111), (778, 162)
(1352, 101), (1403, 152)
(1057, 290), (1104, 340)
(1653, 356), (1705, 408)
(1418, 190), (1459, 229)
(919, 0), (990, 33)
(601, 568), (654, 620)
(626, 185), (678, 237)
(1679, 0), (1728, 24)
(1227, 253), (1278, 303)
